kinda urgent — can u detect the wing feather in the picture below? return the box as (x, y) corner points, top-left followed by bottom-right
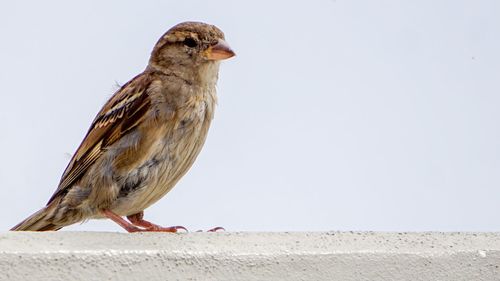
(47, 74), (153, 204)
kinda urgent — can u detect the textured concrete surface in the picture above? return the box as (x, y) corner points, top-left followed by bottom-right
(0, 232), (499, 281)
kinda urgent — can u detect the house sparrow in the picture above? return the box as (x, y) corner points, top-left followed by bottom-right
(11, 21), (235, 232)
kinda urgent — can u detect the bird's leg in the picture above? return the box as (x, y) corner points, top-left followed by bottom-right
(127, 211), (187, 233)
(102, 209), (186, 233)
(102, 209), (144, 233)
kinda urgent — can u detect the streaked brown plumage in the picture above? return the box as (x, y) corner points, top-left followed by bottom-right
(11, 21), (235, 232)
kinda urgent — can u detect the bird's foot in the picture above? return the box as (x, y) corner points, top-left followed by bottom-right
(141, 225), (188, 233)
(123, 224), (187, 233)
(207, 226), (225, 232)
(126, 212), (187, 233)
(102, 209), (187, 233)
(196, 226), (225, 232)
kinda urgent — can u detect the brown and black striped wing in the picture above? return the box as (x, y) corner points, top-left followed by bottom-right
(47, 74), (152, 204)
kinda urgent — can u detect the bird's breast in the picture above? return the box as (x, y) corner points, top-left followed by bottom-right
(111, 88), (216, 215)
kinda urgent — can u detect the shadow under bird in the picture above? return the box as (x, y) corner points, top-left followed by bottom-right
(11, 21), (235, 232)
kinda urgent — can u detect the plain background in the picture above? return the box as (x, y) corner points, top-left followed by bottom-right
(1, 0), (499, 232)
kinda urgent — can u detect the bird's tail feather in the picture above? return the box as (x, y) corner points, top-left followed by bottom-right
(11, 200), (62, 231)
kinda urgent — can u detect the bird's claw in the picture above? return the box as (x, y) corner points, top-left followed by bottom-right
(195, 226), (225, 232)
(145, 225), (188, 233)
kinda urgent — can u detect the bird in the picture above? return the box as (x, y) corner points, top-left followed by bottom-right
(11, 21), (235, 232)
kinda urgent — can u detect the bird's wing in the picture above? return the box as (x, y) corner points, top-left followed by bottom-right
(47, 73), (153, 204)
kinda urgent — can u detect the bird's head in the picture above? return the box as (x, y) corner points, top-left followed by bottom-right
(148, 22), (235, 80)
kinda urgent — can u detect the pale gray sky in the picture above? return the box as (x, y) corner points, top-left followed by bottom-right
(1, 0), (500, 232)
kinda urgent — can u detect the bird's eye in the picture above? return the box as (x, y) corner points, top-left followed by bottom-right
(183, 38), (198, 48)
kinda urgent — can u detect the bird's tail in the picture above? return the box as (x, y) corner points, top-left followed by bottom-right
(11, 200), (62, 231)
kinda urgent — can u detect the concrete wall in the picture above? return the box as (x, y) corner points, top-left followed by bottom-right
(0, 232), (499, 281)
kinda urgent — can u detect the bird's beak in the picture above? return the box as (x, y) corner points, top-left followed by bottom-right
(204, 39), (235, 61)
